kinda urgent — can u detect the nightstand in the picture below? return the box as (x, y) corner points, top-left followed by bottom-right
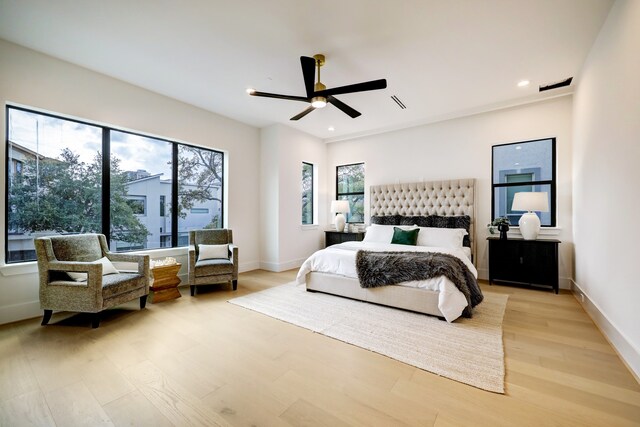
(325, 230), (365, 248)
(487, 237), (560, 294)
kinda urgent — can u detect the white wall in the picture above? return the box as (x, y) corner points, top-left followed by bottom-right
(259, 124), (327, 271)
(326, 96), (574, 285)
(0, 39), (261, 324)
(572, 0), (640, 377)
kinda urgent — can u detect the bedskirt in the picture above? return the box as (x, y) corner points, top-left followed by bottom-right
(305, 272), (443, 318)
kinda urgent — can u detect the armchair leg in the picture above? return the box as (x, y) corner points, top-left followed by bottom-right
(140, 295), (148, 309)
(41, 310), (52, 326)
(190, 285), (196, 296)
(91, 313), (100, 329)
(232, 279), (238, 291)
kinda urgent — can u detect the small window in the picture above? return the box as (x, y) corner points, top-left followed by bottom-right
(160, 195), (166, 217)
(302, 162), (314, 225)
(491, 138), (556, 226)
(190, 208), (209, 214)
(126, 196), (146, 215)
(336, 163), (365, 223)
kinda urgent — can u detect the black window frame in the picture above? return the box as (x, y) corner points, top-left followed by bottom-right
(4, 104), (225, 264)
(491, 137), (556, 227)
(336, 162), (365, 223)
(301, 161), (314, 225)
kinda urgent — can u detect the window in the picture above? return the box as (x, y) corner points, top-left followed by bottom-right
(125, 196), (147, 215)
(111, 130), (171, 250)
(6, 108), (103, 262)
(336, 163), (365, 223)
(177, 145), (224, 235)
(160, 195), (166, 217)
(5, 105), (225, 263)
(491, 138), (556, 226)
(302, 162), (314, 225)
(190, 208), (209, 214)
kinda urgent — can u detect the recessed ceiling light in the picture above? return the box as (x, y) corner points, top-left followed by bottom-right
(246, 88), (255, 94)
(515, 146), (522, 150)
(517, 80), (530, 87)
(328, 126), (335, 132)
(515, 162), (520, 166)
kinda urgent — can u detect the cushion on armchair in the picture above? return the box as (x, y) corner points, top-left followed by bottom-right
(195, 259), (234, 277)
(67, 257), (120, 282)
(198, 244), (229, 261)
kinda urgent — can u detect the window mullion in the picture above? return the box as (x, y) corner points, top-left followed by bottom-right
(102, 128), (111, 245)
(171, 143), (179, 247)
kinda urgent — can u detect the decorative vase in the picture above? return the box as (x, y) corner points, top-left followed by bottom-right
(518, 211), (541, 240)
(498, 223), (509, 240)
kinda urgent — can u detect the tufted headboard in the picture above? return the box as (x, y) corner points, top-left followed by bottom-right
(369, 179), (476, 262)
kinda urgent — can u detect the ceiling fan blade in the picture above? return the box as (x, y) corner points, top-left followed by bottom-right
(250, 91), (309, 103)
(317, 79), (387, 97)
(327, 95), (361, 118)
(300, 56), (316, 98)
(290, 106), (315, 121)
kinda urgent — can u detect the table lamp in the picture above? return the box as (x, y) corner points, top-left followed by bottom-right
(511, 192), (549, 240)
(331, 200), (350, 232)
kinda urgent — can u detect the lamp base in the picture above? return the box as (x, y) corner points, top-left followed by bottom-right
(519, 212), (541, 240)
(335, 213), (346, 232)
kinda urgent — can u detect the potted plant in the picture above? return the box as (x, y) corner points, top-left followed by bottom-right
(488, 216), (510, 240)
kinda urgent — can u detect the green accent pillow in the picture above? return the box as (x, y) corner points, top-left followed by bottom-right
(391, 227), (419, 246)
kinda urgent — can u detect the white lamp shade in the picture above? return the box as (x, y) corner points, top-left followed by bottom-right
(330, 200), (350, 214)
(512, 192), (549, 212)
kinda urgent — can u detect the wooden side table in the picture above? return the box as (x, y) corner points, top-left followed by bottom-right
(150, 263), (182, 303)
(487, 237), (560, 294)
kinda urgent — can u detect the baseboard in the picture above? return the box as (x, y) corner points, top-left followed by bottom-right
(259, 258), (305, 273)
(0, 300), (41, 325)
(239, 261), (260, 273)
(571, 280), (640, 382)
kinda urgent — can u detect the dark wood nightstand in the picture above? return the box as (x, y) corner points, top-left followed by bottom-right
(487, 237), (560, 294)
(325, 230), (365, 248)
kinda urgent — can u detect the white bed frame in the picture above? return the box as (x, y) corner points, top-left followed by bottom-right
(305, 178), (476, 317)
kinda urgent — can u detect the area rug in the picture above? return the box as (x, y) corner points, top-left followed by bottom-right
(228, 282), (508, 393)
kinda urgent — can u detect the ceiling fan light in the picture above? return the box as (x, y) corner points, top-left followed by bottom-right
(311, 97), (327, 108)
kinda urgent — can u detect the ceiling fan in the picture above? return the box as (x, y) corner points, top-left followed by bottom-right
(248, 54), (387, 120)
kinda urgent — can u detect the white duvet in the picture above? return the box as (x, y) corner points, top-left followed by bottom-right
(296, 241), (478, 322)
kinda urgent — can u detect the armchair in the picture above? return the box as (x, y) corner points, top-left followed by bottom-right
(35, 233), (150, 328)
(188, 229), (238, 296)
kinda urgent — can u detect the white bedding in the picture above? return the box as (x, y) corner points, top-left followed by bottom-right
(296, 241), (478, 322)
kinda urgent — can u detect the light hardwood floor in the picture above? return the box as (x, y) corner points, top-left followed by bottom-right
(1, 269), (639, 426)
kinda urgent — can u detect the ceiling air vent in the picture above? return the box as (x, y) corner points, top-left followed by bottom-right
(391, 95), (406, 109)
(539, 77), (573, 92)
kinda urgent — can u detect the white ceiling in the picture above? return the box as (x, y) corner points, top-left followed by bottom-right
(0, 0), (613, 141)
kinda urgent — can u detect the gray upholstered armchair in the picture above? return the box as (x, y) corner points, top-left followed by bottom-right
(188, 229), (238, 296)
(35, 234), (150, 328)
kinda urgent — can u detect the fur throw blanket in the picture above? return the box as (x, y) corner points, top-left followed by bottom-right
(355, 250), (483, 318)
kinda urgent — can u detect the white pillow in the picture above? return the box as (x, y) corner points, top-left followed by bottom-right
(67, 256), (120, 282)
(415, 227), (468, 249)
(363, 224), (418, 244)
(198, 244), (229, 261)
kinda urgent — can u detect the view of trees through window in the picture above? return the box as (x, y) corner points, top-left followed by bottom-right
(177, 145), (224, 246)
(301, 162), (313, 225)
(336, 163), (365, 223)
(6, 106), (224, 263)
(110, 131), (172, 251)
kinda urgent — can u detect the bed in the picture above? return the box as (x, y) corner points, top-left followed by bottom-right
(296, 178), (478, 322)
